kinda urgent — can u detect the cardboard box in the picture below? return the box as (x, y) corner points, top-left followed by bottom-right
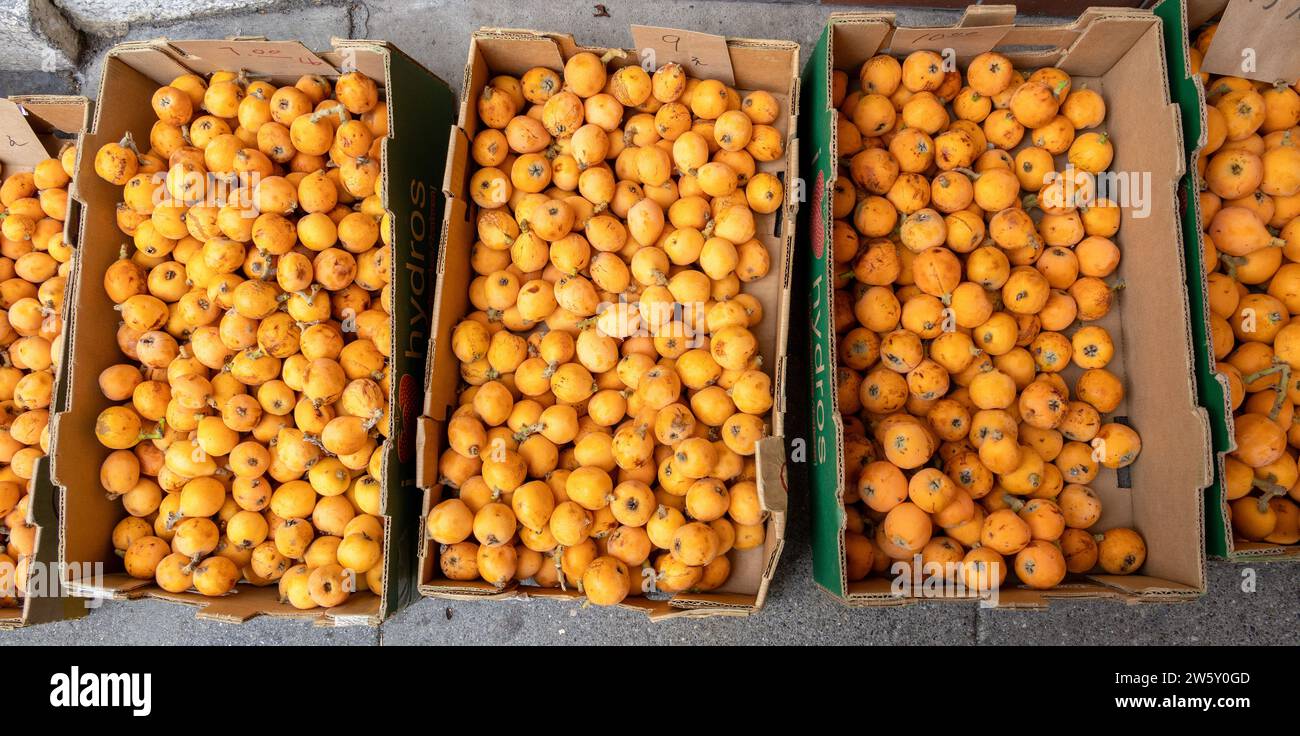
(0, 95), (91, 629)
(414, 27), (798, 618)
(51, 39), (453, 625)
(821, 0), (1151, 14)
(802, 6), (1213, 607)
(1157, 0), (1300, 561)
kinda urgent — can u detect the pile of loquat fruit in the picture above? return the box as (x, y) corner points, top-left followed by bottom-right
(829, 50), (1148, 591)
(91, 69), (396, 609)
(1191, 23), (1300, 549)
(0, 149), (76, 606)
(427, 51), (783, 606)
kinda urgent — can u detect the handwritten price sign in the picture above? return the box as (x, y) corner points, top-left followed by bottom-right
(0, 99), (48, 168)
(170, 40), (335, 77)
(630, 25), (735, 86)
(1200, 0), (1300, 83)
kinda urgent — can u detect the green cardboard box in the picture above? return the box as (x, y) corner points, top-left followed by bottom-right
(50, 39), (452, 625)
(802, 6), (1212, 606)
(1156, 0), (1300, 561)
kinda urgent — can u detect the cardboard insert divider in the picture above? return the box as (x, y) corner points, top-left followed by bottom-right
(414, 27), (799, 619)
(0, 95), (91, 629)
(1159, 0), (1300, 562)
(803, 6), (1213, 607)
(52, 38), (453, 625)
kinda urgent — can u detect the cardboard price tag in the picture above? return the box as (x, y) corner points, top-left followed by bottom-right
(630, 25), (735, 86)
(0, 98), (48, 168)
(169, 39), (336, 77)
(1200, 0), (1300, 84)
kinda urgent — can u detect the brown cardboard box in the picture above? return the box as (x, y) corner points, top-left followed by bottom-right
(414, 27), (798, 618)
(806, 7), (1212, 607)
(820, 0), (1150, 12)
(0, 95), (90, 629)
(51, 39), (453, 625)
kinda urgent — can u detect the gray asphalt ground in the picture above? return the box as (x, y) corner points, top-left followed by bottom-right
(1, 0), (1297, 646)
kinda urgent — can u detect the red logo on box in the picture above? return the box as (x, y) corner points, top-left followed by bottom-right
(811, 169), (826, 260)
(398, 373), (416, 464)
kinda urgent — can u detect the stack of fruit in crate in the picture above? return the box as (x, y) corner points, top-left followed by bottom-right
(0, 150), (75, 605)
(429, 51), (782, 605)
(829, 50), (1148, 590)
(1191, 24), (1300, 548)
(92, 69), (395, 609)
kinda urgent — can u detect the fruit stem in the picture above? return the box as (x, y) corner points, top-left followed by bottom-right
(1251, 479), (1288, 513)
(512, 422), (544, 443)
(1218, 253), (1246, 280)
(554, 550), (567, 592)
(118, 132), (140, 154)
(1270, 364), (1292, 420)
(1242, 362), (1286, 387)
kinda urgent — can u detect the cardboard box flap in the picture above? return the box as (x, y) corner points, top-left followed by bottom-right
(442, 124), (468, 202)
(1083, 573), (1202, 596)
(418, 580), (522, 600)
(887, 4), (1016, 60)
(472, 27), (797, 96)
(166, 39), (335, 78)
(68, 572), (384, 623)
(20, 457), (86, 625)
(421, 196), (470, 428)
(415, 415), (437, 491)
(1186, 0), (1228, 29)
(471, 29), (566, 76)
(755, 436), (788, 518)
(64, 573), (154, 599)
(9, 95), (90, 139)
(1056, 14), (1161, 77)
(327, 38), (410, 84)
(825, 16), (894, 81)
(829, 10), (1160, 77)
(98, 41), (197, 86)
